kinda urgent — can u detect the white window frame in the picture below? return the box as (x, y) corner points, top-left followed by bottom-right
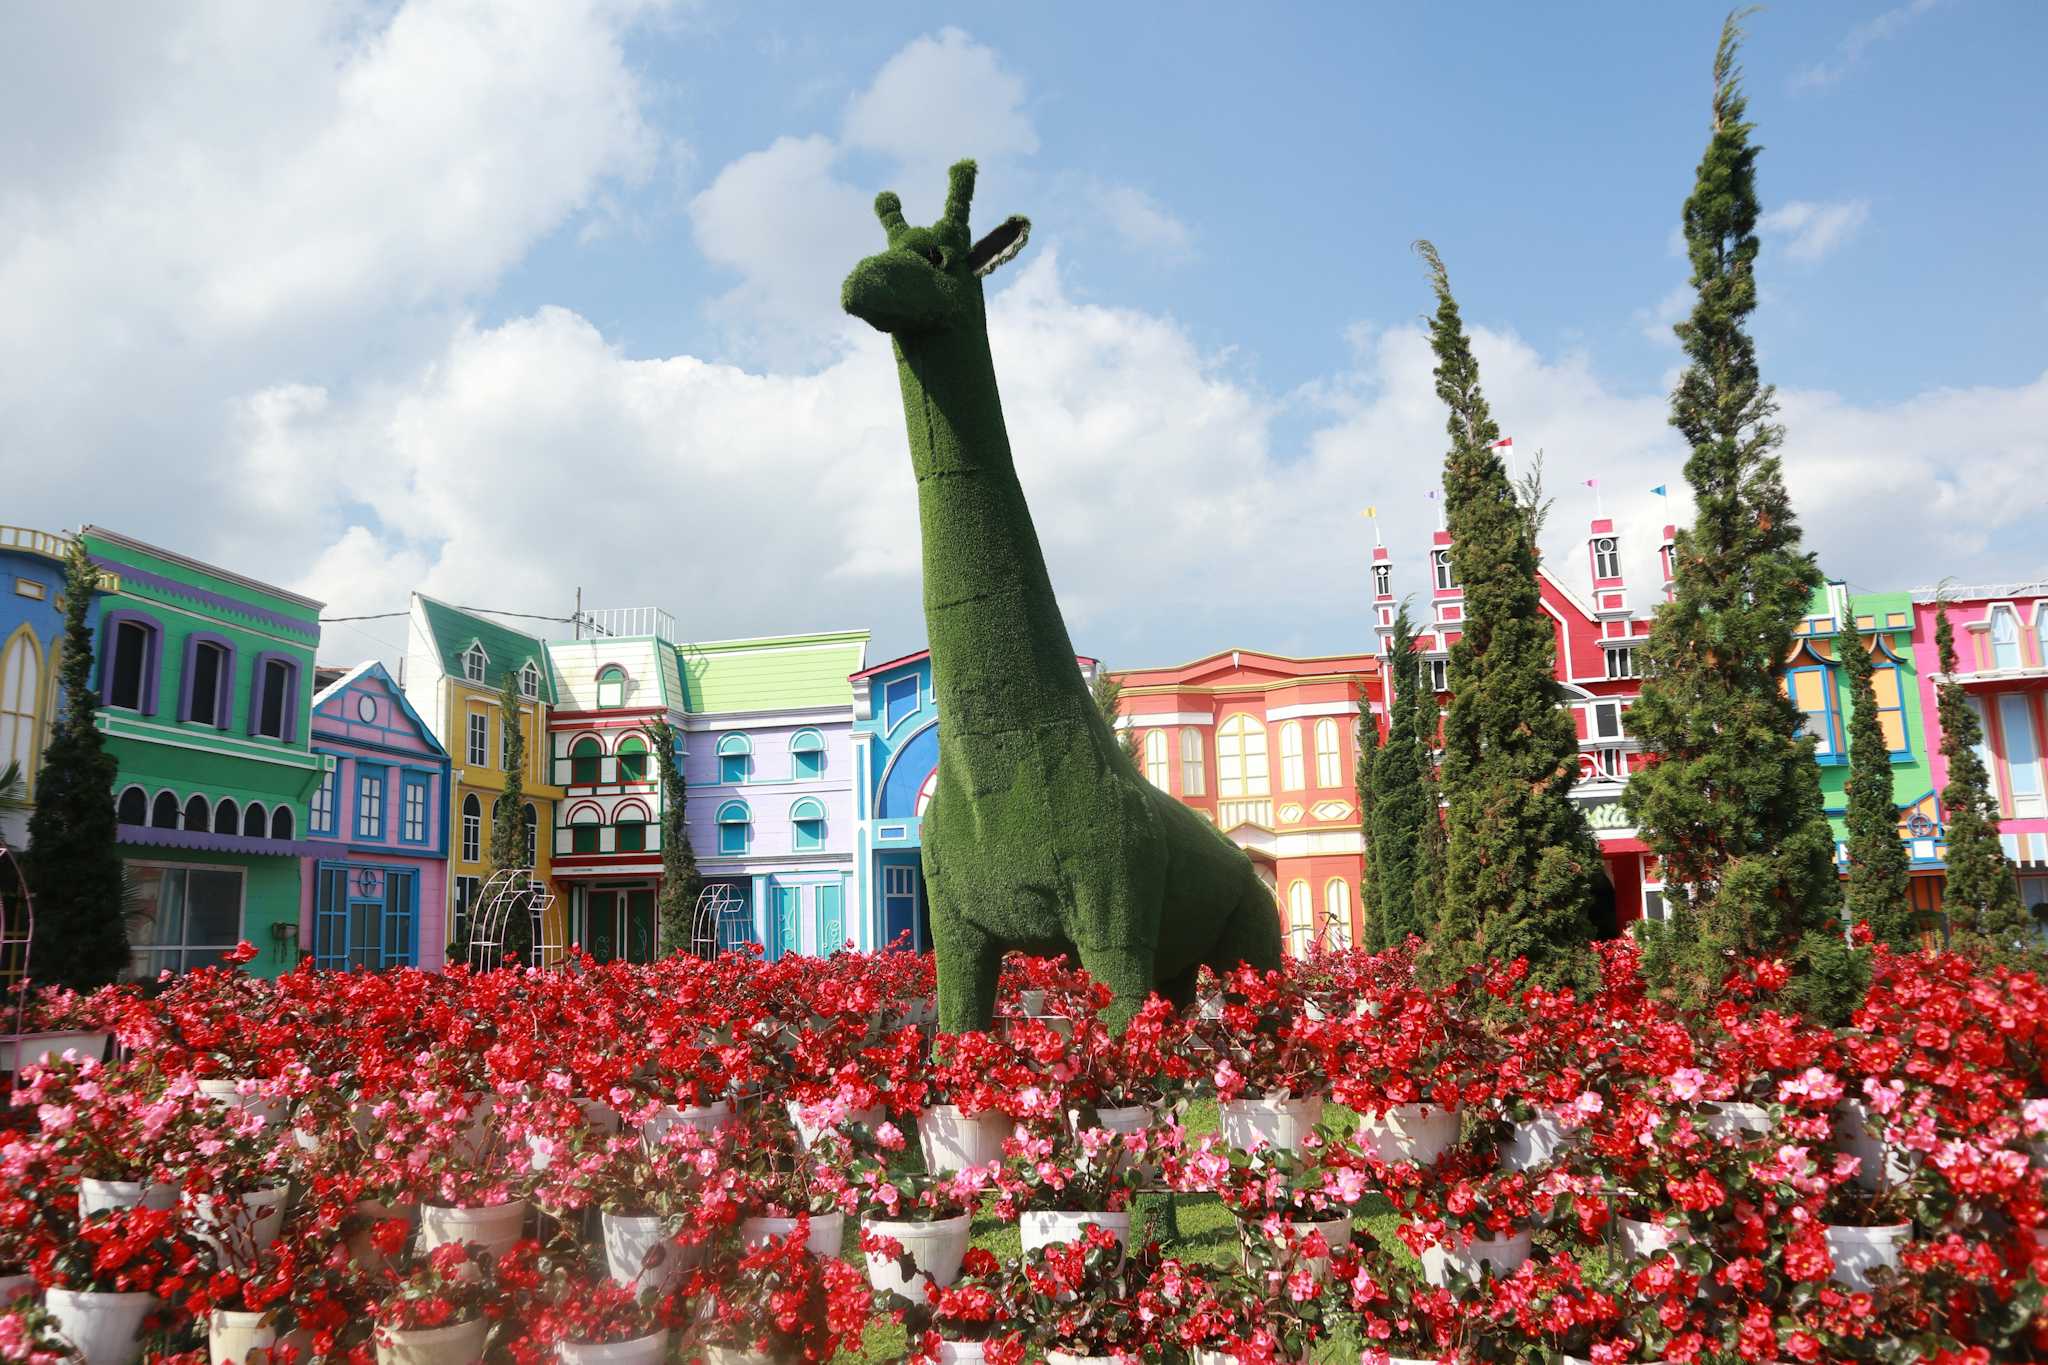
(1324, 878), (1352, 949)
(1589, 700), (1626, 742)
(1990, 607), (2023, 671)
(1278, 720), (1305, 791)
(309, 769), (335, 834)
(357, 772), (383, 839)
(126, 862), (245, 978)
(1604, 646), (1637, 680)
(1216, 714), (1269, 799)
(1287, 880), (1314, 956)
(1179, 728), (1206, 796)
(1143, 729), (1170, 788)
(1428, 659), (1449, 693)
(519, 661), (540, 700)
(461, 795), (482, 864)
(467, 712), (488, 768)
(1314, 718), (1342, 788)
(1592, 537), (1620, 580)
(1997, 692), (2045, 817)
(1432, 549), (1455, 591)
(1373, 564), (1391, 597)
(463, 644), (488, 684)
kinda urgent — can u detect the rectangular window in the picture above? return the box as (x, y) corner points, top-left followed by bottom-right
(1279, 723), (1305, 791)
(109, 621), (150, 711)
(720, 753), (748, 784)
(793, 746), (824, 780)
(1428, 659), (1449, 693)
(615, 821), (646, 853)
(186, 642), (226, 725)
(1314, 720), (1342, 788)
(128, 865), (243, 977)
(467, 712), (488, 768)
(402, 778), (427, 843)
(453, 875), (480, 949)
(1180, 729), (1206, 796)
(794, 818), (823, 852)
(255, 659), (291, 740)
(619, 746), (650, 783)
(1999, 693), (2045, 816)
(719, 821), (747, 856)
(1870, 663), (1909, 755)
(356, 770), (383, 839)
(310, 769), (335, 834)
(461, 804), (481, 863)
(1604, 646), (1637, 680)
(1589, 700), (1626, 741)
(572, 824), (601, 854)
(1786, 667), (1836, 756)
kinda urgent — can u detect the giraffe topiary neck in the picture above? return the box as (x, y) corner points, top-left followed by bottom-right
(892, 322), (1102, 745)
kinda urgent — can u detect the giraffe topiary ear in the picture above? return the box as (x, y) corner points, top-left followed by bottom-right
(966, 215), (1030, 277)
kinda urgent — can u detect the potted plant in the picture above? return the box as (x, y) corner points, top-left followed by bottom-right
(15, 1056), (179, 1215)
(737, 1125), (850, 1261)
(1342, 1243), (1480, 1365)
(1325, 974), (1477, 1167)
(0, 1300), (80, 1362)
(176, 1086), (295, 1275)
(1010, 1226), (1164, 1364)
(1193, 966), (1337, 1155)
(197, 1236), (352, 1365)
(691, 1230), (874, 1364)
(529, 1270), (670, 1365)
(906, 1247), (1025, 1364)
(992, 1125), (1143, 1257)
(847, 1122), (990, 1305)
(590, 1122), (732, 1295)
(914, 1032), (1024, 1174)
(376, 1077), (534, 1260)
(34, 1206), (201, 1365)
(1392, 1159), (1537, 1289)
(367, 1241), (497, 1365)
(1198, 1128), (1368, 1284)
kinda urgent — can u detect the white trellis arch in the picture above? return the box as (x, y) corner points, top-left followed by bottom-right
(465, 867), (561, 970)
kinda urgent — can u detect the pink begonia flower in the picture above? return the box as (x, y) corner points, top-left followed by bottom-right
(2025, 1097), (2048, 1136)
(36, 1103), (75, 1132)
(1667, 1067), (1706, 1102)
(1286, 1268), (1317, 1301)
(1331, 1166), (1368, 1204)
(1574, 1091), (1604, 1119)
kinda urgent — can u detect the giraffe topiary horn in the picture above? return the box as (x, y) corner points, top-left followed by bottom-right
(943, 159), (978, 228)
(875, 191), (908, 238)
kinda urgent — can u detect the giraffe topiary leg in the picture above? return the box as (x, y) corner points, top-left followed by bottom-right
(1206, 873), (1286, 977)
(1074, 941), (1158, 1034)
(932, 909), (1002, 1034)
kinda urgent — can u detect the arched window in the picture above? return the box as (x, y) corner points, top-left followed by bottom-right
(1592, 536), (1620, 580)
(595, 665), (628, 709)
(116, 785), (147, 826)
(251, 654), (298, 742)
(151, 790), (180, 828)
(1216, 714), (1269, 799)
(523, 803), (538, 867)
(1, 629), (42, 784)
(1325, 879), (1353, 950)
(242, 802), (266, 839)
(1143, 729), (1170, 788)
(183, 794), (212, 833)
(617, 733), (650, 783)
(269, 806), (294, 840)
(215, 798), (240, 835)
(790, 730), (826, 780)
(568, 803), (604, 854)
(569, 735), (603, 786)
(1278, 721), (1305, 791)
(717, 733), (752, 785)
(1287, 880), (1314, 956)
(1179, 728), (1206, 796)
(519, 660), (541, 700)
(791, 797), (826, 852)
(1991, 607), (2023, 671)
(102, 614), (164, 714)
(461, 793), (482, 863)
(1314, 719), (1342, 788)
(462, 643), (488, 684)
(181, 636), (234, 728)
(916, 770), (937, 817)
(1432, 549), (1457, 592)
(717, 800), (751, 856)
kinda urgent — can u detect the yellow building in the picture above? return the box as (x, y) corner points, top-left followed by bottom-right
(403, 595), (566, 959)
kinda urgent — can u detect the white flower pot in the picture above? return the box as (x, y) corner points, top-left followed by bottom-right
(1018, 989), (1047, 1015)
(1419, 1229), (1533, 1287)
(937, 1343), (992, 1364)
(601, 1211), (696, 1293)
(45, 1288), (159, 1365)
(1245, 1215), (1352, 1282)
(347, 1199), (420, 1271)
(1617, 1214), (1692, 1260)
(788, 1099), (884, 1149)
(78, 1178), (177, 1217)
(0, 1270), (32, 1302)
(196, 1079), (287, 1129)
(449, 1093), (496, 1165)
(741, 1210), (846, 1259)
(417, 1199), (527, 1259)
(192, 1185), (291, 1272)
(640, 1099), (734, 1147)
(210, 1308), (311, 1365)
(1047, 1353), (1123, 1365)
(861, 1213), (973, 1301)
(557, 1330), (669, 1364)
(1354, 1103), (1461, 1165)
(1835, 1100), (1917, 1192)
(1020, 1209), (1132, 1256)
(1700, 1102), (1772, 1139)
(374, 1317), (488, 1365)
(1824, 1222), (1911, 1292)
(696, 1348), (777, 1365)
(1218, 1095), (1324, 1154)
(1499, 1112), (1569, 1171)
(1194, 1353), (1311, 1365)
(7, 1031), (110, 1071)
(918, 1105), (1011, 1173)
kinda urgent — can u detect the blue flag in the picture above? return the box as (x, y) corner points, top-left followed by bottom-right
(1650, 484), (1668, 496)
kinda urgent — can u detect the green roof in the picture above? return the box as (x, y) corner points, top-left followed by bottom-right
(676, 630), (869, 714)
(415, 595), (559, 703)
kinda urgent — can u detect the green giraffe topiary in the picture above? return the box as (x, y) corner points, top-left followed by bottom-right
(842, 159), (1282, 1030)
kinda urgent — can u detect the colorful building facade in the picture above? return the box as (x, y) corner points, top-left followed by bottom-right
(300, 662), (452, 970)
(545, 612), (685, 964)
(0, 527), (72, 848)
(849, 650), (941, 952)
(680, 631), (867, 959)
(83, 526), (324, 978)
(402, 594), (564, 958)
(1911, 583), (2048, 919)
(1113, 649), (1379, 955)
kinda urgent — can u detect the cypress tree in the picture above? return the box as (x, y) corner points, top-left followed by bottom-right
(1932, 606), (2026, 958)
(1355, 693), (1380, 944)
(1622, 11), (1840, 1002)
(1370, 608), (1431, 948)
(24, 538), (130, 990)
(487, 669), (534, 965)
(1417, 241), (1599, 986)
(1091, 664), (1139, 761)
(646, 716), (703, 956)
(1834, 621), (1915, 949)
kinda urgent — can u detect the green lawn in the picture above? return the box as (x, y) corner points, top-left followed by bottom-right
(834, 1100), (1408, 1362)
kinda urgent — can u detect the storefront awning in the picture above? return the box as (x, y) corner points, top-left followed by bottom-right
(116, 823), (323, 859)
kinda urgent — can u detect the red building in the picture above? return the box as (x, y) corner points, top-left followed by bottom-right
(1112, 649), (1383, 955)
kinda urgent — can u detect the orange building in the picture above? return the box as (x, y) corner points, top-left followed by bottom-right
(1112, 649), (1383, 954)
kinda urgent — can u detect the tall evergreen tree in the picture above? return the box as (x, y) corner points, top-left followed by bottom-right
(24, 538), (130, 990)
(646, 716), (703, 956)
(487, 669), (534, 965)
(1834, 621), (1915, 949)
(1355, 694), (1380, 943)
(1417, 240), (1599, 986)
(1091, 665), (1139, 761)
(1932, 606), (2026, 957)
(1622, 12), (1840, 1001)
(1370, 609), (1432, 949)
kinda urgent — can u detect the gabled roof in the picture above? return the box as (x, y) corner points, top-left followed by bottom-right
(676, 630), (869, 714)
(413, 594), (558, 703)
(311, 659), (450, 760)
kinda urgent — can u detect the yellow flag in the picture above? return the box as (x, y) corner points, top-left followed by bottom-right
(1364, 505), (1378, 518)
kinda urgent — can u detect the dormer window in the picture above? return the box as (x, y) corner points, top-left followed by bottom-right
(596, 665), (627, 709)
(1593, 537), (1620, 580)
(462, 643), (488, 684)
(519, 660), (541, 700)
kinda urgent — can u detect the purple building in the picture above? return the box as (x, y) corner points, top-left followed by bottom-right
(299, 662), (452, 969)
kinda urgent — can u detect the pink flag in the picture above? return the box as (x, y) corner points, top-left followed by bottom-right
(1488, 436), (1513, 450)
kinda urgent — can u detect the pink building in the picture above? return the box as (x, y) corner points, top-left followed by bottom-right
(299, 662), (453, 969)
(1911, 584), (2048, 917)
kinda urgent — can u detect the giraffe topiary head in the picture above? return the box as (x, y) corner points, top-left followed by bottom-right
(841, 158), (1030, 336)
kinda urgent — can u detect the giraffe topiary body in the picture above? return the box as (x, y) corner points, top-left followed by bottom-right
(841, 160), (1282, 1031)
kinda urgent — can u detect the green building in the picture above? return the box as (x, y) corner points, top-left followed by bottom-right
(1788, 581), (1945, 917)
(84, 527), (324, 978)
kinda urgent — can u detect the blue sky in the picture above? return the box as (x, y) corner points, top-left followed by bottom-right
(3, 1), (2044, 668)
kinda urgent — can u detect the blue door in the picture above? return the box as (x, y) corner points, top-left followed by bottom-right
(772, 885), (802, 960)
(881, 863), (920, 951)
(816, 884), (844, 954)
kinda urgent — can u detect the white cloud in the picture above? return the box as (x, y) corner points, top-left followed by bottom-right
(1634, 285), (1692, 346)
(1095, 184), (1195, 262)
(841, 27), (1038, 182)
(1794, 0), (1947, 91)
(1760, 199), (1871, 264)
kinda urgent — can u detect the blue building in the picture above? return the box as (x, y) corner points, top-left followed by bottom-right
(0, 527), (78, 848)
(850, 649), (940, 952)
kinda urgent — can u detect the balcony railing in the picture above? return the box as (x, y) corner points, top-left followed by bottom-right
(0, 526), (71, 560)
(1216, 798), (1273, 830)
(574, 606), (677, 642)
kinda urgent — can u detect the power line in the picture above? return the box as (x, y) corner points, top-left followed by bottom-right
(318, 604), (607, 633)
